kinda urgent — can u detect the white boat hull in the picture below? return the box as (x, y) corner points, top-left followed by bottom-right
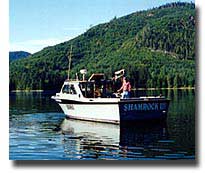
(52, 97), (170, 124)
(59, 102), (120, 124)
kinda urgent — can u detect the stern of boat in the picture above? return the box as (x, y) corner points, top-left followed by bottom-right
(118, 97), (170, 122)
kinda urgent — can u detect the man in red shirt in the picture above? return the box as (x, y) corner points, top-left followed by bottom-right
(117, 77), (131, 99)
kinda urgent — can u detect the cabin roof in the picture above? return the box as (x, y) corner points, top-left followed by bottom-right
(88, 73), (104, 81)
(64, 79), (94, 84)
(64, 73), (105, 84)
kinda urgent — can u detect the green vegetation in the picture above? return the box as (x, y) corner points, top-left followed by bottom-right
(9, 2), (195, 91)
(9, 51), (31, 62)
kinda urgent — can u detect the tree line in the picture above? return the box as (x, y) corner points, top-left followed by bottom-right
(9, 2), (195, 91)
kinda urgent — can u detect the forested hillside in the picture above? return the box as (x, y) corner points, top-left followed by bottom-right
(9, 51), (31, 62)
(9, 2), (195, 91)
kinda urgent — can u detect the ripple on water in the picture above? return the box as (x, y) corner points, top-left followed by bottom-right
(9, 91), (195, 160)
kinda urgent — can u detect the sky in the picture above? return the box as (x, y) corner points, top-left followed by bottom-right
(10, 0), (194, 53)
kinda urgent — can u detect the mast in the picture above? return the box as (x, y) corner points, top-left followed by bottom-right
(67, 45), (72, 80)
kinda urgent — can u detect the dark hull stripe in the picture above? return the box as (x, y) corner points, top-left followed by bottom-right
(58, 99), (118, 104)
(57, 99), (170, 105)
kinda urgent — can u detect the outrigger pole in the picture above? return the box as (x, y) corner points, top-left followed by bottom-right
(67, 45), (73, 80)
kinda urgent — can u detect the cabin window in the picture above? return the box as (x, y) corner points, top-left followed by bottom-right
(79, 81), (117, 98)
(62, 84), (77, 95)
(79, 82), (94, 98)
(62, 85), (69, 94)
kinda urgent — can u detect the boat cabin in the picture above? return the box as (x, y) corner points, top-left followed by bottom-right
(60, 73), (117, 98)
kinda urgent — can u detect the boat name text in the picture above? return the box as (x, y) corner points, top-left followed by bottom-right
(66, 104), (74, 110)
(123, 103), (167, 111)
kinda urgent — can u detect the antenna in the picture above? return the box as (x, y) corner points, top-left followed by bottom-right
(67, 45), (73, 80)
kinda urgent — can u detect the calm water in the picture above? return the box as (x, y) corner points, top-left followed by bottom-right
(9, 90), (195, 160)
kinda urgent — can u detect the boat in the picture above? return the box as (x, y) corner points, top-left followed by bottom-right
(51, 69), (170, 124)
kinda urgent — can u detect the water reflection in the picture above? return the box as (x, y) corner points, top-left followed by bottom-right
(9, 89), (195, 160)
(58, 118), (194, 160)
(59, 119), (119, 160)
(59, 119), (171, 160)
(119, 122), (168, 147)
(9, 91), (61, 115)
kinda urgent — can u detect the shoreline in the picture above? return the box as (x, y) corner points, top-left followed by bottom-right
(10, 87), (195, 93)
(11, 90), (44, 93)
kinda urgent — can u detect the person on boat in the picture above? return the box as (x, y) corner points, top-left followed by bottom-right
(117, 77), (131, 99)
(94, 87), (101, 98)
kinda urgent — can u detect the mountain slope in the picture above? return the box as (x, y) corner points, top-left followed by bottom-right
(9, 2), (195, 90)
(9, 51), (31, 61)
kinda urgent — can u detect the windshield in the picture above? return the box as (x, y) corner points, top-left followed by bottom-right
(62, 84), (77, 94)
